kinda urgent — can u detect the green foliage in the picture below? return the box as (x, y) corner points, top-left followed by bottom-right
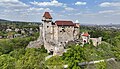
(0, 39), (14, 54)
(32, 32), (39, 39)
(95, 62), (107, 69)
(46, 56), (64, 69)
(89, 39), (93, 45)
(0, 54), (15, 69)
(0, 48), (48, 69)
(62, 41), (119, 69)
(15, 48), (48, 69)
(112, 47), (120, 60)
(62, 46), (85, 69)
(9, 48), (26, 60)
(37, 45), (47, 53)
(0, 37), (36, 54)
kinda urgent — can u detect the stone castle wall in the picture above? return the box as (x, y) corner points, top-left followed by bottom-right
(90, 37), (102, 46)
(74, 28), (80, 40)
(58, 26), (74, 46)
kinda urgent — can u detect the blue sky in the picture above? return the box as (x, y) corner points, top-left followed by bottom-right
(0, 0), (120, 24)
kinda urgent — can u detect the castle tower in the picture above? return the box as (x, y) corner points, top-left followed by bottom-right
(42, 12), (56, 53)
(42, 12), (53, 42)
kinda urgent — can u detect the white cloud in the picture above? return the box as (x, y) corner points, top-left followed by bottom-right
(0, 0), (17, 2)
(99, 10), (115, 14)
(75, 13), (82, 15)
(65, 7), (75, 11)
(30, 0), (75, 11)
(44, 8), (53, 12)
(30, 0), (64, 7)
(98, 10), (120, 16)
(0, 0), (29, 9)
(100, 2), (120, 7)
(27, 7), (44, 12)
(75, 2), (86, 6)
(27, 7), (53, 12)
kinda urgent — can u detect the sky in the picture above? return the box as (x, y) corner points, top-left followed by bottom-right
(0, 0), (120, 24)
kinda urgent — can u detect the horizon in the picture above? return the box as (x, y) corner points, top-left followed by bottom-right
(0, 0), (120, 24)
(1, 18), (120, 25)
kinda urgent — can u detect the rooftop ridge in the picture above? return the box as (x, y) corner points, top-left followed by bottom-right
(43, 12), (52, 19)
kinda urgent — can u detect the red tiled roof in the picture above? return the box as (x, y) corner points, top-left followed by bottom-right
(82, 33), (89, 37)
(55, 21), (74, 26)
(43, 12), (52, 19)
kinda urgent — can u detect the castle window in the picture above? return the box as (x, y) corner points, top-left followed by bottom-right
(62, 26), (64, 28)
(62, 29), (65, 32)
(64, 42), (66, 44)
(47, 26), (49, 28)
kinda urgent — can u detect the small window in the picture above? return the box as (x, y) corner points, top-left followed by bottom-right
(62, 29), (65, 32)
(47, 26), (49, 28)
(64, 42), (66, 44)
(62, 26), (65, 29)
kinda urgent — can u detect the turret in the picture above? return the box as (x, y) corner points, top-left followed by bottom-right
(42, 12), (52, 22)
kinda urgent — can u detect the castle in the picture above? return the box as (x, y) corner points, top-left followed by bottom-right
(27, 12), (102, 55)
(41, 12), (80, 55)
(28, 12), (80, 55)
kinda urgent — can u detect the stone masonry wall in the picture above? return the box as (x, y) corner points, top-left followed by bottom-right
(58, 26), (74, 46)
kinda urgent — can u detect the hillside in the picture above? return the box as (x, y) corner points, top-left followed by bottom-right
(0, 19), (10, 22)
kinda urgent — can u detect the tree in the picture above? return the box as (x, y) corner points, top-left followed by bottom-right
(0, 54), (15, 69)
(62, 46), (86, 69)
(46, 56), (64, 69)
(15, 48), (48, 69)
(95, 62), (107, 69)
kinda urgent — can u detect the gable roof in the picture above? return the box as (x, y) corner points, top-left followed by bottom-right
(43, 12), (52, 19)
(55, 21), (74, 26)
(82, 33), (89, 37)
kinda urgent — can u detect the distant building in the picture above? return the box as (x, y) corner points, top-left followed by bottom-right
(0, 36), (3, 39)
(6, 29), (12, 32)
(81, 32), (102, 46)
(81, 32), (90, 45)
(21, 30), (25, 34)
(15, 28), (20, 32)
(14, 34), (22, 38)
